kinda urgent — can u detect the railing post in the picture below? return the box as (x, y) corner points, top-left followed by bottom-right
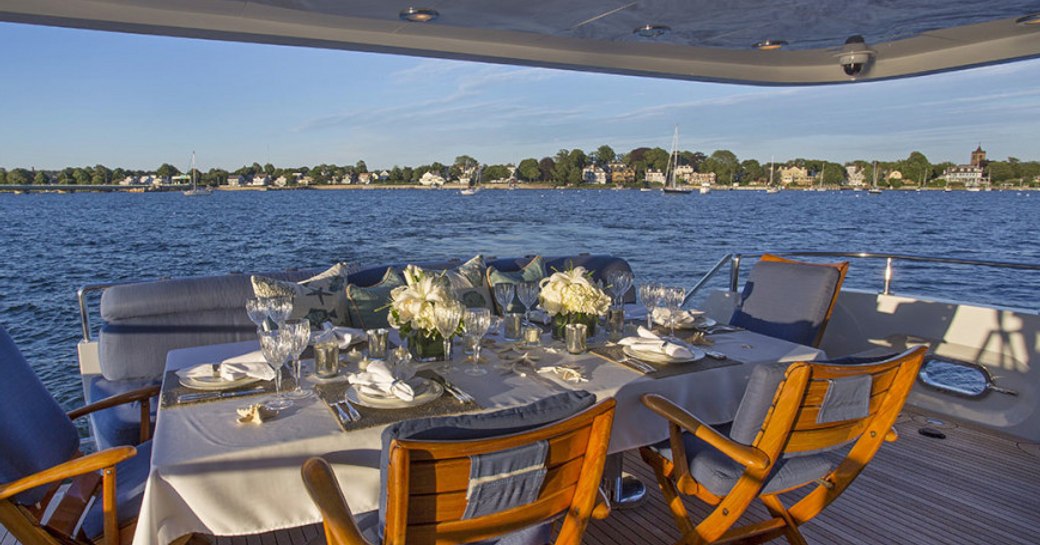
(883, 257), (893, 295)
(730, 254), (742, 292)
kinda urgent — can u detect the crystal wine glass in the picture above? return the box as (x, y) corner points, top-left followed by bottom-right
(462, 308), (492, 376)
(266, 296), (293, 325)
(283, 318), (312, 399)
(259, 328), (293, 410)
(639, 282), (662, 329)
(245, 298), (268, 332)
(665, 287), (687, 336)
(515, 281), (540, 324)
(606, 270), (634, 307)
(433, 302), (464, 371)
(493, 282), (515, 316)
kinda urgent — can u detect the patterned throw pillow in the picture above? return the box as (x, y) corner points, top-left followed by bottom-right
(444, 255), (495, 310)
(251, 263), (357, 328)
(345, 267), (405, 329)
(486, 256), (547, 313)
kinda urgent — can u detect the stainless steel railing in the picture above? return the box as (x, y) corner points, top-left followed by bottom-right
(683, 251), (1040, 306)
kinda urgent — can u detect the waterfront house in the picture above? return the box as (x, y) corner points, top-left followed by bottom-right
(779, 165), (812, 186)
(583, 165), (609, 184)
(357, 172), (375, 185)
(685, 172), (717, 185)
(644, 168), (665, 184)
(608, 161), (635, 184)
(250, 174), (271, 186)
(845, 165), (866, 187)
(942, 145), (990, 189)
(419, 171), (446, 186)
(227, 174), (245, 187)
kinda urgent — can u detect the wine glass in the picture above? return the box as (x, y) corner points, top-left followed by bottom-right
(493, 282), (515, 316)
(606, 270), (634, 307)
(462, 308), (492, 376)
(266, 296), (293, 325)
(259, 328), (293, 410)
(433, 302), (464, 371)
(639, 283), (662, 329)
(245, 298), (268, 332)
(283, 318), (312, 399)
(515, 281), (540, 324)
(664, 287), (687, 336)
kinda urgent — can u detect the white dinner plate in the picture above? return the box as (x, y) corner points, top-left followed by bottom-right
(623, 345), (705, 364)
(347, 378), (443, 409)
(178, 374), (262, 391)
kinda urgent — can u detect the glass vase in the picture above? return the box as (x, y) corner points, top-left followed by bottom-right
(551, 312), (597, 341)
(407, 329), (446, 362)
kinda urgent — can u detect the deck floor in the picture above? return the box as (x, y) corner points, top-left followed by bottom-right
(4, 409), (1039, 545)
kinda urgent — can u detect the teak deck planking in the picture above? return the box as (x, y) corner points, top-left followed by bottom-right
(3, 409), (1039, 545)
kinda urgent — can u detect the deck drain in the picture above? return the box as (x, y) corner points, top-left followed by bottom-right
(1017, 442), (1040, 458)
(911, 414), (958, 430)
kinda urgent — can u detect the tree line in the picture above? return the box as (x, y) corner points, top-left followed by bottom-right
(3, 147), (1038, 187)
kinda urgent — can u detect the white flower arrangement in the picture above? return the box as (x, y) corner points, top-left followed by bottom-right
(538, 266), (611, 317)
(387, 265), (457, 334)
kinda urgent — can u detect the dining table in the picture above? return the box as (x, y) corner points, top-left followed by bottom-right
(133, 316), (825, 545)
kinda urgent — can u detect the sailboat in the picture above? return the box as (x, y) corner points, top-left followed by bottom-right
(183, 152), (212, 196)
(765, 157), (780, 193)
(661, 126), (692, 194)
(868, 161), (882, 194)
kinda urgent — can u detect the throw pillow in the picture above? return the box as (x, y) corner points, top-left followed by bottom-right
(345, 267), (405, 329)
(486, 256), (546, 313)
(444, 255), (494, 310)
(251, 262), (356, 328)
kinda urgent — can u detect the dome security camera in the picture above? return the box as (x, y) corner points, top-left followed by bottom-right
(837, 35), (875, 78)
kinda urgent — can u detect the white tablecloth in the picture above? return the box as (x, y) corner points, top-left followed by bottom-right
(135, 329), (823, 545)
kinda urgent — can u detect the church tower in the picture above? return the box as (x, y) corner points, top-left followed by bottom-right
(970, 144), (986, 167)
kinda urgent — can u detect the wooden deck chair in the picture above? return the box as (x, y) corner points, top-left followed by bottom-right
(729, 254), (850, 347)
(303, 393), (615, 545)
(0, 326), (158, 545)
(639, 346), (926, 545)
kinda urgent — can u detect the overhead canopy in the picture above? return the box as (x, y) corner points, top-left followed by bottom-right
(3, 0), (1040, 84)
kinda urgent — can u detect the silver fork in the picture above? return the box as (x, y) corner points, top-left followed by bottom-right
(621, 356), (655, 374)
(337, 397), (361, 422)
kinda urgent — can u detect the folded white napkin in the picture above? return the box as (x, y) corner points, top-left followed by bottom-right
(314, 322), (367, 349)
(651, 308), (705, 329)
(177, 357), (276, 382)
(618, 326), (696, 360)
(347, 360), (415, 401)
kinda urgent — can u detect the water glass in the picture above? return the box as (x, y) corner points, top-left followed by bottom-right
(515, 281), (540, 323)
(565, 323), (588, 354)
(639, 283), (662, 329)
(462, 307), (492, 376)
(258, 329), (293, 410)
(366, 328), (389, 360)
(266, 296), (293, 325)
(606, 270), (634, 307)
(245, 298), (268, 331)
(283, 318), (312, 399)
(433, 302), (464, 370)
(313, 341), (340, 379)
(503, 312), (523, 341)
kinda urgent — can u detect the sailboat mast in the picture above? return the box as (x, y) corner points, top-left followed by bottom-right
(666, 126), (679, 189)
(191, 151), (197, 190)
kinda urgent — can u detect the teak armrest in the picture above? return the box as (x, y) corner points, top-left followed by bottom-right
(642, 394), (770, 471)
(67, 384), (161, 420)
(0, 446), (137, 501)
(592, 488), (611, 520)
(302, 457), (374, 545)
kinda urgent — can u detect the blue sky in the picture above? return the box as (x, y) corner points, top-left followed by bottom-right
(2, 22), (1039, 172)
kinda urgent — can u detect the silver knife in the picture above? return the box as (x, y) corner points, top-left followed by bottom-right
(318, 392), (352, 428)
(178, 386), (266, 403)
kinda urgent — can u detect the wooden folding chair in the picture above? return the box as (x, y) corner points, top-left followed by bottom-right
(303, 397), (615, 545)
(639, 347), (925, 544)
(0, 326), (159, 545)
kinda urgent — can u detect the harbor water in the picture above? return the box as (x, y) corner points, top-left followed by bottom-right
(1, 188), (1037, 413)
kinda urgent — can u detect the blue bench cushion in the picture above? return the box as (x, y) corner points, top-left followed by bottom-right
(86, 374), (160, 451)
(81, 441), (152, 540)
(486, 256), (547, 313)
(251, 262), (356, 328)
(0, 327), (81, 505)
(445, 255), (495, 311)
(729, 259), (842, 347)
(345, 268), (405, 329)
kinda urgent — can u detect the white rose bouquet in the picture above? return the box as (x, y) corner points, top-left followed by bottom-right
(387, 265), (463, 360)
(539, 266), (610, 339)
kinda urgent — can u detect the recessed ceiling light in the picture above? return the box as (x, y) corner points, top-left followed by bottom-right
(634, 25), (671, 39)
(752, 39), (788, 51)
(400, 7), (439, 23)
(1016, 13), (1040, 26)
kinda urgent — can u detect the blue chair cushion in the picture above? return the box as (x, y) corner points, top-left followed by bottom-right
(649, 432), (834, 497)
(81, 441), (152, 540)
(729, 260), (841, 346)
(0, 326), (80, 505)
(85, 375), (160, 451)
(377, 391), (596, 538)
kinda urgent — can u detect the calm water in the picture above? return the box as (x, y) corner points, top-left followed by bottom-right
(1, 188), (1037, 412)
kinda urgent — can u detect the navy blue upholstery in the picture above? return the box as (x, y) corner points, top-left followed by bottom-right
(488, 255), (636, 303)
(376, 391), (596, 544)
(729, 260), (842, 346)
(80, 441), (152, 539)
(0, 326), (81, 505)
(86, 375), (160, 451)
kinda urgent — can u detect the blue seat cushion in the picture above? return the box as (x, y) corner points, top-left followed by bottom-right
(376, 391), (596, 539)
(81, 441), (152, 540)
(649, 432), (834, 497)
(729, 260), (841, 346)
(0, 327), (81, 505)
(85, 375), (160, 451)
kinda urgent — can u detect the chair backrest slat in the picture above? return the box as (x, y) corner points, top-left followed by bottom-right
(387, 399), (615, 545)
